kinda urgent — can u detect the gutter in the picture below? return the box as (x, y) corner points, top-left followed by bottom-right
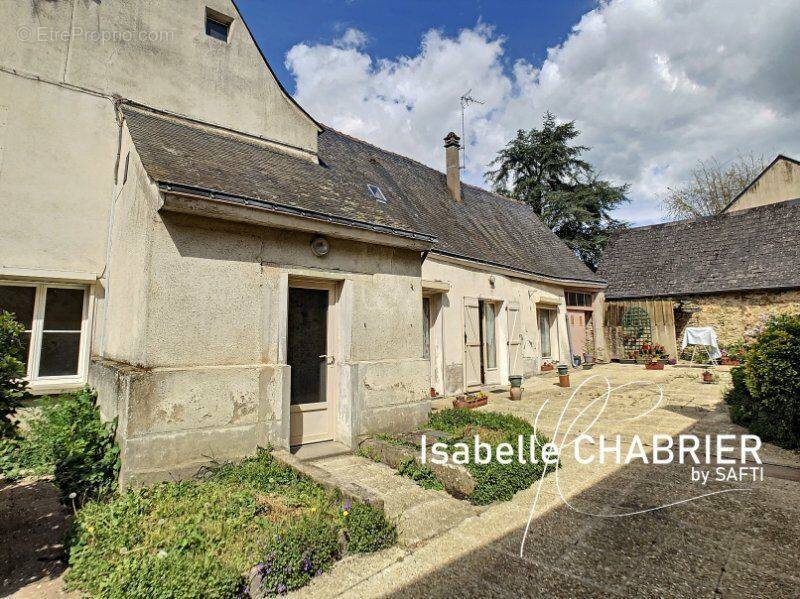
(158, 182), (438, 245)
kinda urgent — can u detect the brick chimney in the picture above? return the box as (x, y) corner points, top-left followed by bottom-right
(444, 132), (461, 202)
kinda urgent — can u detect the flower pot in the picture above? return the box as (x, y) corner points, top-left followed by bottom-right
(702, 371), (714, 383)
(558, 374), (570, 388)
(429, 387), (437, 398)
(452, 396), (488, 409)
(509, 375), (523, 388)
(509, 386), (523, 401)
(540, 363), (554, 372)
(645, 362), (664, 370)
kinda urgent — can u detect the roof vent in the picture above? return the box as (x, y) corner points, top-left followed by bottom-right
(367, 184), (387, 203)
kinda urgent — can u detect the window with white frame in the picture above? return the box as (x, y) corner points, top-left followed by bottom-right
(0, 283), (90, 385)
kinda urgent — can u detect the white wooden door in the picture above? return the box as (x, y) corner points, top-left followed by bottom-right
(464, 297), (482, 386)
(288, 284), (337, 446)
(507, 302), (522, 376)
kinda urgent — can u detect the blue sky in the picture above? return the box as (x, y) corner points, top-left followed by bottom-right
(237, 0), (596, 94)
(235, 1), (800, 226)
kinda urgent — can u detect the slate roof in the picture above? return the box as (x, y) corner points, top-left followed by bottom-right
(121, 104), (603, 285)
(598, 200), (800, 299)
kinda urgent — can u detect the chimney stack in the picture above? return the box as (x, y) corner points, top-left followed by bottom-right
(444, 132), (461, 202)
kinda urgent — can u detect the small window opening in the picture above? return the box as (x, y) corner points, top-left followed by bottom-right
(366, 184), (387, 203)
(205, 8), (232, 42)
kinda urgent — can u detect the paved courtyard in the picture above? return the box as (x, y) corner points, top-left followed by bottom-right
(296, 364), (800, 598)
(3, 365), (798, 598)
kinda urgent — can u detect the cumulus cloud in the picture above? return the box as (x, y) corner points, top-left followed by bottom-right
(285, 0), (800, 225)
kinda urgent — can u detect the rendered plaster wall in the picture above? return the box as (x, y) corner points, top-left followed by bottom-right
(0, 71), (117, 278)
(678, 289), (800, 346)
(1, 0), (318, 155)
(94, 184), (430, 484)
(422, 257), (572, 394)
(726, 157), (800, 212)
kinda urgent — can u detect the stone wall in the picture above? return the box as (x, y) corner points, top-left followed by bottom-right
(678, 289), (800, 345)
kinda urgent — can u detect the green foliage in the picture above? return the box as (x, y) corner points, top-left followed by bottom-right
(485, 112), (629, 270)
(396, 457), (443, 490)
(255, 518), (340, 595)
(426, 409), (554, 505)
(343, 501), (397, 553)
(66, 449), (396, 597)
(0, 311), (28, 438)
(0, 389), (119, 497)
(726, 315), (800, 449)
(35, 389), (119, 502)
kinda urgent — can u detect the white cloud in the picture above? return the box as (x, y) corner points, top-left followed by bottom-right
(285, 0), (800, 225)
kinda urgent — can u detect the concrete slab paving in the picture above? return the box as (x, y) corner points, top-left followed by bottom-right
(292, 364), (800, 598)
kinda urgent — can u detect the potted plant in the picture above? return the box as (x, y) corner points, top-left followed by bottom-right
(509, 375), (523, 401)
(540, 360), (554, 372)
(557, 363), (570, 387)
(452, 391), (488, 409)
(645, 356), (664, 370)
(701, 370), (715, 383)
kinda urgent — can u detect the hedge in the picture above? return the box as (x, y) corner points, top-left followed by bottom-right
(725, 314), (800, 449)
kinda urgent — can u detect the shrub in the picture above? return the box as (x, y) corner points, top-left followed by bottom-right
(426, 408), (553, 505)
(5, 389), (120, 500)
(0, 311), (28, 438)
(343, 501), (397, 553)
(44, 389), (119, 502)
(725, 315), (800, 449)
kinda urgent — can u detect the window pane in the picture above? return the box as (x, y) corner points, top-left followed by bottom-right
(0, 285), (36, 329)
(422, 297), (431, 360)
(43, 288), (84, 330)
(38, 332), (81, 377)
(484, 303), (496, 369)
(20, 331), (31, 370)
(206, 18), (229, 41)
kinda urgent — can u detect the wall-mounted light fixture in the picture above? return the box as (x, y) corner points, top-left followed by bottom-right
(311, 236), (330, 257)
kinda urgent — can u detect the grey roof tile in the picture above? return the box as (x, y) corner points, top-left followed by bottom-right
(598, 200), (800, 299)
(122, 104), (602, 284)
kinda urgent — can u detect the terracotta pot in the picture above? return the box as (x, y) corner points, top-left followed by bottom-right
(541, 363), (554, 372)
(702, 371), (714, 383)
(452, 396), (488, 409)
(559, 374), (570, 388)
(509, 386), (523, 401)
(429, 387), (437, 398)
(645, 362), (664, 370)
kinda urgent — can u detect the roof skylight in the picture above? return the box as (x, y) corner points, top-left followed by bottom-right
(366, 184), (387, 203)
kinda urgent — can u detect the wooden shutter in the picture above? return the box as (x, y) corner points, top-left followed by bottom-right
(463, 297), (482, 386)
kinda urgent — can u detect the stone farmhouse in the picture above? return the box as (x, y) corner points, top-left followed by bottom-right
(598, 155), (800, 357)
(1, 0), (604, 484)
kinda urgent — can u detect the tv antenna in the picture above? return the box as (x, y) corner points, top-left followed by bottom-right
(459, 89), (484, 170)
